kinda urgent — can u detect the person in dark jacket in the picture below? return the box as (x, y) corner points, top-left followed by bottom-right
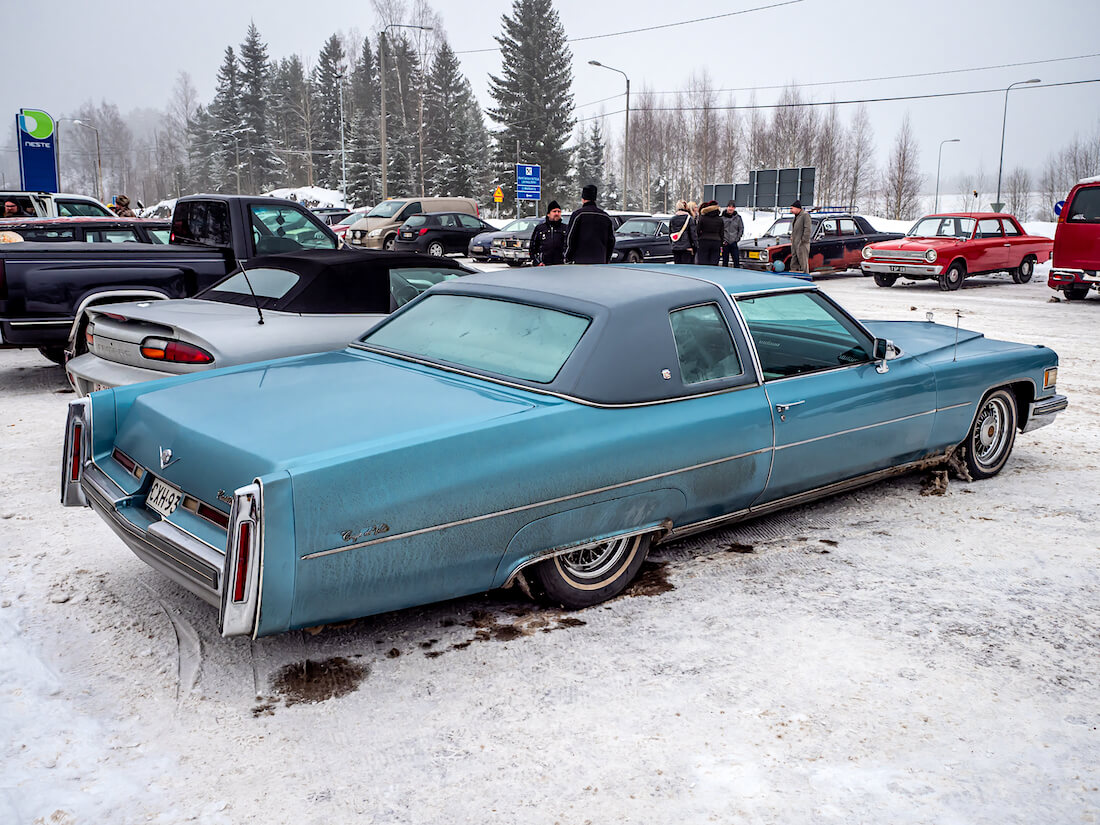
(112, 195), (136, 218)
(721, 201), (744, 267)
(564, 184), (615, 264)
(789, 200), (812, 273)
(529, 200), (566, 266)
(669, 199), (696, 264)
(695, 200), (724, 266)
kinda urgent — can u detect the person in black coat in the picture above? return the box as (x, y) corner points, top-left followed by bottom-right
(669, 199), (697, 264)
(529, 200), (567, 266)
(564, 184), (615, 264)
(694, 200), (724, 266)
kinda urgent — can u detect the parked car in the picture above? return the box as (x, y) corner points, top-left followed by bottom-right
(610, 216), (672, 263)
(0, 195), (338, 364)
(312, 207), (352, 226)
(65, 249), (472, 396)
(345, 197), (479, 250)
(468, 218), (539, 263)
(862, 212), (1052, 291)
(1047, 178), (1100, 300)
(1, 190), (114, 218)
(740, 213), (903, 275)
(392, 212), (499, 256)
(489, 216), (560, 266)
(0, 216), (170, 244)
(331, 208), (371, 242)
(62, 264), (1065, 638)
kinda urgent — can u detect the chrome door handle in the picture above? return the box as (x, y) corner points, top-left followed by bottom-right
(775, 400), (805, 413)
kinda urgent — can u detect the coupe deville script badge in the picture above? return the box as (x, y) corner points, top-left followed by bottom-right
(159, 447), (179, 470)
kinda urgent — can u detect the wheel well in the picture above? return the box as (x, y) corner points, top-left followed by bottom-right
(1006, 380), (1035, 430)
(948, 258), (967, 274)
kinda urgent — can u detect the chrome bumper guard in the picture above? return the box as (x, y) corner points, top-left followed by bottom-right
(861, 262), (944, 276)
(81, 462), (225, 606)
(1023, 394), (1068, 433)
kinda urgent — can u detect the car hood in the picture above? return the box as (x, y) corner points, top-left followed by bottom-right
(112, 350), (539, 502)
(740, 236), (787, 250)
(870, 237), (966, 251)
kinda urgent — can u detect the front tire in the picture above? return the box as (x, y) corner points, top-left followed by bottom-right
(626, 250), (643, 264)
(873, 272), (897, 287)
(526, 533), (652, 609)
(382, 234), (396, 251)
(426, 241), (445, 257)
(1012, 255), (1035, 284)
(939, 261), (965, 291)
(961, 388), (1018, 479)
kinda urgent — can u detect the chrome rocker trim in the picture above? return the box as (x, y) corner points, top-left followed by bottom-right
(1022, 394), (1068, 433)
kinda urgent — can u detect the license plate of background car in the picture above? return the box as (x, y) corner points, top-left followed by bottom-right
(748, 251), (759, 259)
(147, 477), (182, 519)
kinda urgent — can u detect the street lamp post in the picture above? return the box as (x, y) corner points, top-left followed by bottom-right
(588, 60), (630, 211)
(934, 138), (960, 213)
(215, 130), (242, 195)
(71, 119), (104, 202)
(379, 23), (433, 201)
(336, 71), (348, 206)
(995, 78), (1040, 212)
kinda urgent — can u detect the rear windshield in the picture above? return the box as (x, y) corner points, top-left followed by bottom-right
(361, 294), (590, 383)
(172, 200), (231, 247)
(1067, 187), (1100, 223)
(404, 215), (431, 227)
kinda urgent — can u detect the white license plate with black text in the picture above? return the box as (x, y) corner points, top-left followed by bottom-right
(889, 265), (904, 272)
(147, 478), (182, 518)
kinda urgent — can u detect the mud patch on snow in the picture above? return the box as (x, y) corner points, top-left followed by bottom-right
(268, 656), (368, 708)
(921, 469), (950, 496)
(418, 609), (588, 658)
(722, 542), (756, 553)
(625, 561), (675, 597)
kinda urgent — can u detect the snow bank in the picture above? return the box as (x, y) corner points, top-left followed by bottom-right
(263, 186), (350, 209)
(137, 198), (176, 219)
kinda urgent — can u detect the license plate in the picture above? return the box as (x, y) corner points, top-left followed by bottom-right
(472, 245), (483, 252)
(889, 265), (904, 272)
(748, 251), (759, 259)
(401, 232), (413, 239)
(147, 477), (182, 518)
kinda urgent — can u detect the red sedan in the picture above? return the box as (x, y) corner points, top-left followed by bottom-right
(861, 212), (1052, 291)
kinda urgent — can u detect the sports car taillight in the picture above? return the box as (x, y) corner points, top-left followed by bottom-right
(140, 337), (214, 364)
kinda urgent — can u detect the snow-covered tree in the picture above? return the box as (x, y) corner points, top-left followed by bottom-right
(312, 34), (346, 190)
(424, 41), (489, 198)
(238, 23), (280, 192)
(209, 46), (243, 192)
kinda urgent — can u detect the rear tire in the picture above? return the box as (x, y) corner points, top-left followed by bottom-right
(960, 388), (1018, 479)
(939, 262), (965, 291)
(38, 346), (66, 365)
(873, 272), (897, 287)
(1064, 285), (1090, 301)
(526, 533), (652, 609)
(506, 260), (524, 268)
(626, 250), (643, 264)
(1012, 255), (1035, 284)
(426, 241), (445, 257)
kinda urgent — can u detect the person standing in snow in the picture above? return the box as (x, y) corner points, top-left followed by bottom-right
(669, 199), (697, 264)
(789, 200), (812, 273)
(721, 201), (744, 268)
(694, 200), (724, 266)
(112, 195), (136, 218)
(530, 200), (567, 266)
(564, 184), (615, 265)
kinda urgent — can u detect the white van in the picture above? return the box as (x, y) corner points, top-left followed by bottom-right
(1, 191), (115, 218)
(345, 196), (479, 250)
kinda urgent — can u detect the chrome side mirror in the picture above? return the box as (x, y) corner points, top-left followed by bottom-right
(873, 337), (891, 374)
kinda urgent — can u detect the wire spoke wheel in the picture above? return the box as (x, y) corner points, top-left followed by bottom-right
(526, 532), (652, 609)
(962, 388), (1017, 479)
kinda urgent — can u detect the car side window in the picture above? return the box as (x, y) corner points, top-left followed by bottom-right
(389, 266), (463, 308)
(398, 202), (422, 221)
(737, 291), (871, 381)
(976, 218), (1003, 239)
(1067, 187), (1100, 222)
(820, 219), (837, 236)
(1000, 219), (1021, 236)
(87, 229), (141, 243)
(437, 214), (457, 228)
(838, 219), (858, 236)
(57, 199), (112, 217)
(659, 222), (669, 235)
(250, 204), (336, 254)
(669, 303), (743, 385)
(19, 227), (77, 241)
(458, 215), (483, 230)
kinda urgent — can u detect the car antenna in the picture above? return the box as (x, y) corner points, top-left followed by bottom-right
(952, 309), (962, 362)
(237, 260), (265, 325)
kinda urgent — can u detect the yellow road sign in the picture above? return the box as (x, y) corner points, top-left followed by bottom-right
(493, 186), (504, 203)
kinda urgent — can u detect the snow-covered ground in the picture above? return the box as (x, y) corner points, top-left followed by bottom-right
(2, 260), (1098, 824)
(262, 186), (350, 209)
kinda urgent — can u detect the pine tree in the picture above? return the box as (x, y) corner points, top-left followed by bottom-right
(487, 0), (575, 205)
(346, 36), (381, 205)
(424, 41), (490, 198)
(574, 122), (605, 193)
(209, 46), (243, 192)
(379, 33), (422, 197)
(312, 34), (346, 190)
(238, 23), (280, 191)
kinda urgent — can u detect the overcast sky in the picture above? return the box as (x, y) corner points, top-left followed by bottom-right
(4, 0), (1099, 203)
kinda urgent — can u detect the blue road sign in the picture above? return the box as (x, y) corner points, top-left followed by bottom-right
(516, 163), (541, 200)
(1054, 200), (1065, 216)
(17, 108), (59, 192)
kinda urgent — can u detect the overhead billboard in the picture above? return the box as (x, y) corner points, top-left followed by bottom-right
(704, 167), (815, 210)
(17, 108), (59, 192)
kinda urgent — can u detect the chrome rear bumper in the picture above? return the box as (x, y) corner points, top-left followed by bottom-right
(1022, 394), (1068, 433)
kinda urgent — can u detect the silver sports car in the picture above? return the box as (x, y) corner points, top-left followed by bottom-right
(66, 249), (471, 396)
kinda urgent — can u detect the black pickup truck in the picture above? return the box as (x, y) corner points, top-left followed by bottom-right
(0, 195), (338, 363)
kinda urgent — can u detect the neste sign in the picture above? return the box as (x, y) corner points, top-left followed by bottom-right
(17, 108), (59, 192)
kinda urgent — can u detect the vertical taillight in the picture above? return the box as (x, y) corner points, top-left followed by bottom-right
(232, 520), (252, 602)
(70, 422), (83, 482)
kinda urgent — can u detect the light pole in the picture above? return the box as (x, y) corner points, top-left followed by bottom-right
(71, 119), (104, 202)
(336, 70), (348, 206)
(379, 23), (433, 201)
(214, 130), (242, 195)
(995, 78), (1040, 212)
(934, 138), (960, 213)
(588, 60), (630, 210)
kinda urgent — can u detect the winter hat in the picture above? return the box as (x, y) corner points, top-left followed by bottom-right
(791, 199), (802, 209)
(116, 195), (130, 207)
(581, 184), (597, 201)
(547, 200), (561, 212)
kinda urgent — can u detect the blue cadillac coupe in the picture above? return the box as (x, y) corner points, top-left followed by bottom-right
(62, 266), (1066, 638)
